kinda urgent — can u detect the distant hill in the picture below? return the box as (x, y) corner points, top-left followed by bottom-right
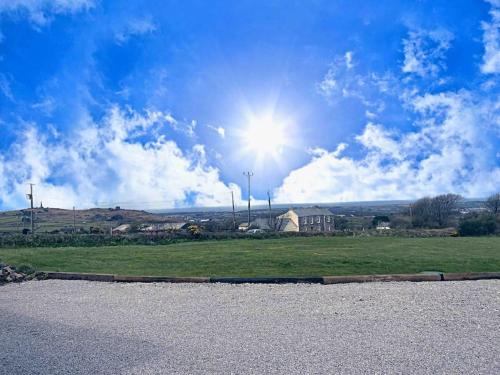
(0, 207), (174, 234)
(0, 198), (487, 234)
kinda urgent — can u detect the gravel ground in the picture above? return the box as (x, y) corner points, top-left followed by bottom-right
(1, 280), (499, 374)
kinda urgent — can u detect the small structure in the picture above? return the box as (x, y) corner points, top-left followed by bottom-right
(112, 224), (131, 234)
(159, 222), (189, 231)
(376, 222), (391, 230)
(238, 222), (251, 231)
(140, 222), (188, 232)
(276, 207), (334, 232)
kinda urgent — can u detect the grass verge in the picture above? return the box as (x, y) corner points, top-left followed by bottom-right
(0, 236), (498, 277)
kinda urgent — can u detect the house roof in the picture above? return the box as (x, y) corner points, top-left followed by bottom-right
(276, 218), (298, 231)
(112, 224), (131, 232)
(141, 222), (187, 231)
(160, 222), (187, 230)
(290, 207), (333, 217)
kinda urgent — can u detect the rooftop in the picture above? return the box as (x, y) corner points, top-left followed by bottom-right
(290, 207), (333, 217)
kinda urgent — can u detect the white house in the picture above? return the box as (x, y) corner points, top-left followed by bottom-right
(276, 207), (334, 232)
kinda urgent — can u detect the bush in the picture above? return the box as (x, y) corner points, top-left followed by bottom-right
(0, 231), (341, 249)
(16, 264), (36, 275)
(458, 214), (496, 236)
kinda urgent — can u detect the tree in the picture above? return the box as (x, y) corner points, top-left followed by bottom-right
(411, 194), (461, 228)
(390, 215), (412, 229)
(334, 216), (349, 231)
(430, 194), (462, 227)
(411, 197), (433, 227)
(458, 213), (496, 236)
(485, 193), (500, 215)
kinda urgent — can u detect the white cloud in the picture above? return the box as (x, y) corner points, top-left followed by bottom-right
(355, 123), (403, 160)
(0, 105), (244, 209)
(316, 51), (360, 100)
(207, 124), (226, 139)
(0, 73), (14, 101)
(316, 67), (337, 99)
(31, 96), (55, 115)
(187, 120), (197, 137)
(274, 90), (500, 203)
(0, 0), (94, 27)
(402, 28), (453, 77)
(114, 17), (156, 44)
(481, 0), (500, 74)
(316, 54), (396, 112)
(365, 110), (377, 119)
(344, 51), (354, 69)
(161, 113), (198, 137)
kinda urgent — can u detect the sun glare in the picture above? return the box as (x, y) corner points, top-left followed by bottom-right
(242, 115), (289, 160)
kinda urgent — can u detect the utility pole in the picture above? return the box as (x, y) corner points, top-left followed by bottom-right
(73, 206), (76, 234)
(26, 183), (35, 235)
(231, 191), (236, 231)
(243, 171), (253, 228)
(267, 190), (273, 230)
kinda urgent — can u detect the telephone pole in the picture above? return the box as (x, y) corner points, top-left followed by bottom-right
(267, 190), (273, 230)
(26, 183), (35, 234)
(231, 191), (236, 231)
(73, 206), (76, 234)
(243, 171), (253, 228)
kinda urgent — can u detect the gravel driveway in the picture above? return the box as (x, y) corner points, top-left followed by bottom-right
(1, 280), (499, 374)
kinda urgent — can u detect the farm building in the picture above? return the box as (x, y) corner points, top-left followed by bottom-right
(376, 222), (391, 230)
(111, 224), (131, 234)
(140, 222), (189, 232)
(276, 207), (334, 232)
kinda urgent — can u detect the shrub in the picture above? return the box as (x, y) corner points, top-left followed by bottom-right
(16, 264), (36, 275)
(458, 214), (496, 236)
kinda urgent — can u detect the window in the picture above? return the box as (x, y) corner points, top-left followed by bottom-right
(316, 216), (321, 223)
(303, 217), (307, 225)
(326, 216), (331, 223)
(309, 217), (313, 224)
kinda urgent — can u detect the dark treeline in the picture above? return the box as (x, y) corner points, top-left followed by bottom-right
(411, 194), (462, 228)
(410, 193), (499, 236)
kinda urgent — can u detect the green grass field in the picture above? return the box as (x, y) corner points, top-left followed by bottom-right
(0, 236), (499, 277)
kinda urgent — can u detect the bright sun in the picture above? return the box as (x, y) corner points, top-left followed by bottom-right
(242, 115), (289, 159)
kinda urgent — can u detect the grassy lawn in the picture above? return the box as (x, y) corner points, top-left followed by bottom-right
(0, 236), (499, 277)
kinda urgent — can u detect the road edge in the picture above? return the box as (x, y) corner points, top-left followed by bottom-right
(42, 271), (500, 284)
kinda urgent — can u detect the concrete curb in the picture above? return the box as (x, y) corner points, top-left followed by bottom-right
(211, 276), (324, 284)
(43, 271), (500, 284)
(45, 272), (115, 282)
(322, 273), (442, 284)
(114, 275), (210, 283)
(442, 272), (500, 281)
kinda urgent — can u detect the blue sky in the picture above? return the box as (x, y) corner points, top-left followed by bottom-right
(0, 0), (499, 209)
